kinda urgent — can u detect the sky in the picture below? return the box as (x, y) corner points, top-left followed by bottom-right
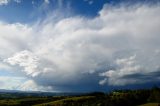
(0, 0), (160, 92)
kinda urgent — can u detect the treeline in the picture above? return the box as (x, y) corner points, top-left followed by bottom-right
(36, 86), (160, 106)
(88, 86), (160, 106)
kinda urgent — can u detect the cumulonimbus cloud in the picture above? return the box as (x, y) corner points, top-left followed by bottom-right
(1, 3), (160, 91)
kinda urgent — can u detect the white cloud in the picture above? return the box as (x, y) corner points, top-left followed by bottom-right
(99, 78), (107, 85)
(4, 50), (40, 77)
(88, 1), (93, 5)
(14, 0), (21, 3)
(84, 0), (94, 5)
(0, 76), (52, 91)
(99, 55), (142, 85)
(0, 0), (9, 5)
(31, 1), (34, 5)
(0, 22), (32, 57)
(19, 80), (53, 91)
(0, 76), (26, 90)
(0, 62), (11, 70)
(0, 0), (21, 5)
(0, 3), (160, 90)
(44, 0), (49, 4)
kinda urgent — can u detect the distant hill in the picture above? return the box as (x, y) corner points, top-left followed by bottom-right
(0, 89), (22, 93)
(0, 89), (84, 98)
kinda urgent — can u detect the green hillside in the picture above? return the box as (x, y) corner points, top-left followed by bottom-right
(0, 87), (159, 106)
(34, 96), (95, 106)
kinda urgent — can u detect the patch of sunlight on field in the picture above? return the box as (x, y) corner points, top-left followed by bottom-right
(139, 103), (160, 106)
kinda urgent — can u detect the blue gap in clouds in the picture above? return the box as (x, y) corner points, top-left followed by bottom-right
(0, 0), (46, 23)
(68, 0), (160, 18)
(0, 1), (34, 23)
(0, 69), (20, 77)
(0, 0), (159, 23)
(70, 0), (108, 17)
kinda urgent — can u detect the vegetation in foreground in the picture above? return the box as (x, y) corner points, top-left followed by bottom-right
(139, 103), (160, 106)
(0, 86), (159, 106)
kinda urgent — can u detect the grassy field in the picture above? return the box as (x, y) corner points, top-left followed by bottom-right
(34, 96), (95, 106)
(139, 103), (160, 106)
(0, 96), (67, 106)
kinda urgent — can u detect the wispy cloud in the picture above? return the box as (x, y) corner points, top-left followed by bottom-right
(84, 0), (94, 5)
(44, 0), (49, 4)
(0, 0), (21, 5)
(0, 76), (26, 90)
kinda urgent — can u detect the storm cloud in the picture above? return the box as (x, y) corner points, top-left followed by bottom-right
(0, 3), (160, 91)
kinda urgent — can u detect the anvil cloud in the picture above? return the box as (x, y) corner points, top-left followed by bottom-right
(0, 3), (160, 91)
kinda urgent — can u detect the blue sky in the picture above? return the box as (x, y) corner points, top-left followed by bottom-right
(0, 0), (108, 23)
(0, 0), (160, 92)
(1, 0), (159, 23)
